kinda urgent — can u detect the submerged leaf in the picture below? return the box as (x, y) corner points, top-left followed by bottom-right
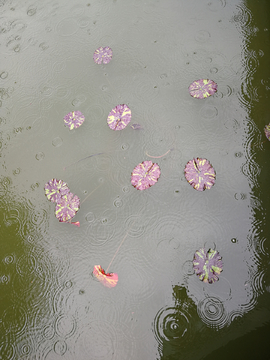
(93, 265), (118, 288)
(64, 111), (85, 130)
(193, 248), (223, 284)
(131, 160), (161, 190)
(44, 179), (70, 203)
(184, 158), (216, 191)
(93, 46), (113, 64)
(55, 192), (80, 222)
(264, 123), (270, 141)
(107, 104), (131, 130)
(189, 79), (217, 99)
(130, 123), (142, 130)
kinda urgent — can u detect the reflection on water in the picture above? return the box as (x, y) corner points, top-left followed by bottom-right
(0, 0), (270, 359)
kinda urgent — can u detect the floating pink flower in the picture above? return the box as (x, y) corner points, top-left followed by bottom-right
(93, 265), (118, 288)
(189, 79), (217, 99)
(107, 104), (131, 131)
(93, 46), (113, 65)
(131, 160), (161, 190)
(264, 123), (270, 141)
(64, 111), (85, 130)
(184, 158), (216, 191)
(193, 248), (223, 284)
(55, 192), (80, 223)
(44, 179), (70, 203)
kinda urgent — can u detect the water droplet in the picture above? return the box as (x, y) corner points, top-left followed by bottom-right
(122, 186), (130, 193)
(121, 143), (129, 150)
(14, 44), (20, 52)
(27, 7), (37, 16)
(12, 168), (21, 175)
(31, 182), (40, 191)
(4, 255), (15, 264)
(52, 137), (63, 147)
(113, 198), (123, 207)
(43, 325), (55, 339)
(160, 73), (167, 79)
(231, 238), (238, 243)
(234, 152), (243, 158)
(77, 17), (90, 28)
(195, 30), (211, 42)
(1, 274), (10, 284)
(200, 105), (218, 119)
(65, 280), (73, 288)
(20, 343), (31, 355)
(0, 71), (8, 79)
(54, 340), (67, 356)
(210, 67), (218, 74)
(85, 212), (94, 222)
(35, 152), (45, 161)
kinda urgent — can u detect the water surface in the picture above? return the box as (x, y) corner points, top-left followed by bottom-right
(0, 0), (270, 359)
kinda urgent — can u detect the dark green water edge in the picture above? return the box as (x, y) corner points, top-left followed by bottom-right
(204, 1), (270, 359)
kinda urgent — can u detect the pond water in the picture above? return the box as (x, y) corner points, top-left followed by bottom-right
(0, 0), (270, 359)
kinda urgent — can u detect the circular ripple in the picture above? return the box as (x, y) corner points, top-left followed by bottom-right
(85, 212), (95, 223)
(77, 16), (91, 28)
(200, 105), (218, 119)
(207, 0), (226, 11)
(53, 340), (67, 356)
(35, 152), (45, 161)
(4, 254), (15, 264)
(203, 276), (232, 301)
(197, 297), (228, 329)
(52, 136), (63, 147)
(75, 321), (116, 360)
(43, 324), (55, 340)
(100, 208), (117, 226)
(0, 341), (15, 360)
(57, 18), (79, 36)
(2, 306), (27, 335)
(87, 221), (115, 247)
(195, 30), (210, 42)
(16, 254), (36, 276)
(154, 306), (194, 347)
(182, 260), (194, 276)
(113, 197), (123, 208)
(55, 314), (77, 338)
(0, 71), (8, 79)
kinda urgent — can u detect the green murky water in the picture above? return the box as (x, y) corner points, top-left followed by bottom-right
(0, 0), (270, 359)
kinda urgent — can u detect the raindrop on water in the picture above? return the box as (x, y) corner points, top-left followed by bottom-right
(52, 137), (63, 147)
(0, 71), (8, 79)
(35, 152), (45, 161)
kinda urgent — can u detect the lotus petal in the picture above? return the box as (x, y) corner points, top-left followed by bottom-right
(264, 123), (270, 141)
(93, 46), (113, 64)
(64, 111), (85, 130)
(184, 158), (216, 191)
(93, 265), (118, 288)
(193, 248), (223, 284)
(131, 160), (161, 190)
(189, 79), (217, 99)
(107, 104), (131, 130)
(44, 179), (70, 203)
(55, 192), (80, 223)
